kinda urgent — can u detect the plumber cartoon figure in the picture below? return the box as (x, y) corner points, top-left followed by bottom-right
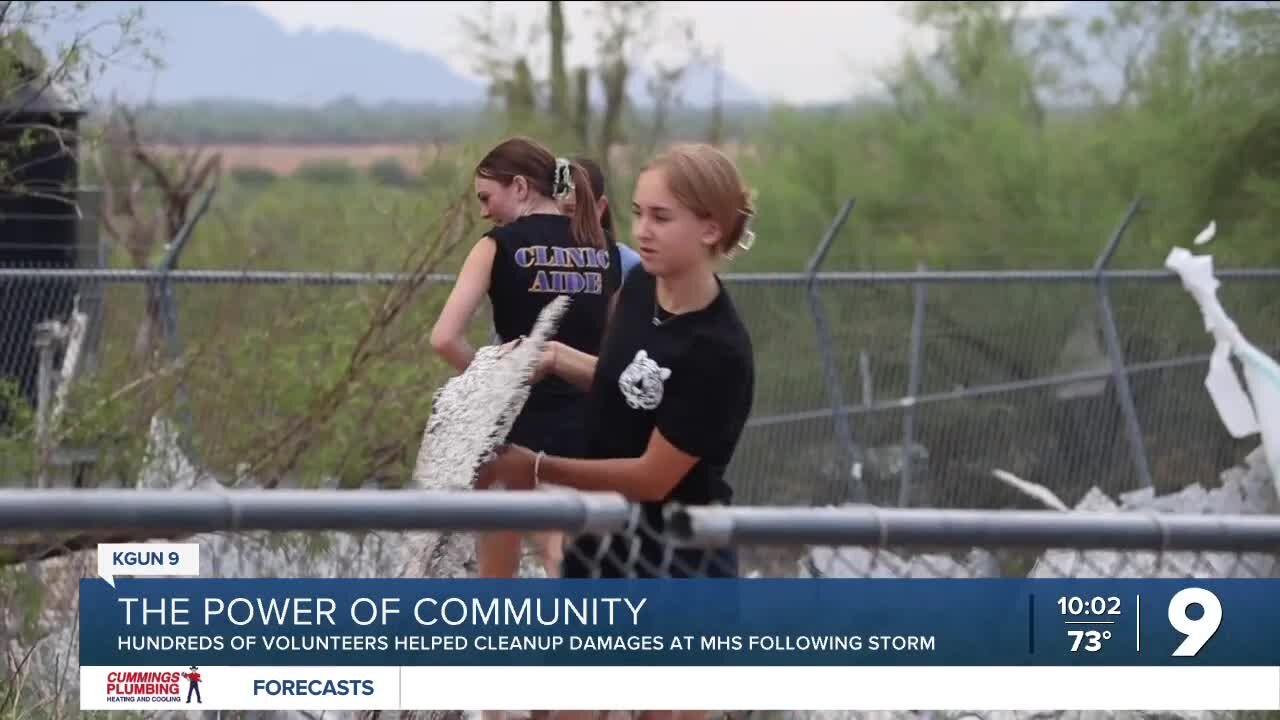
(182, 666), (203, 704)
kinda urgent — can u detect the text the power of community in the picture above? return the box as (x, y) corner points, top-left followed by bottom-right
(115, 596), (650, 628)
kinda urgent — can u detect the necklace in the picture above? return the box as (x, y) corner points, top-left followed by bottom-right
(652, 298), (676, 327)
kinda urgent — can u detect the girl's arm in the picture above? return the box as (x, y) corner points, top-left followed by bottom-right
(429, 238), (496, 372)
(533, 260), (618, 390)
(542, 341), (598, 392)
(477, 429), (698, 504)
(482, 336), (752, 505)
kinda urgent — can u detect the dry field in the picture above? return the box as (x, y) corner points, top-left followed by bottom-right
(145, 141), (756, 177)
(146, 142), (443, 175)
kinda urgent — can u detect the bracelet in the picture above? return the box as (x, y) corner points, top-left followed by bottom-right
(534, 451), (546, 486)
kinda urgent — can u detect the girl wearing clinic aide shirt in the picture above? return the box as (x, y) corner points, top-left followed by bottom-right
(479, 143), (756, 579)
(431, 136), (621, 580)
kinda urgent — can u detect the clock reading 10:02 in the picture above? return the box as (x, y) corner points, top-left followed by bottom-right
(1057, 596), (1122, 617)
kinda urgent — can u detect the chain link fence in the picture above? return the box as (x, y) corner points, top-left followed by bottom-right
(741, 270), (1279, 509)
(3, 188), (1279, 583)
(3, 202), (1279, 511)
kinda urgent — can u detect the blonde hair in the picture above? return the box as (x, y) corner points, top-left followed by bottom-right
(641, 143), (755, 257)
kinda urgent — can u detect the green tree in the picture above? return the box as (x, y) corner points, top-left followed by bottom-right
(230, 165), (277, 187)
(0, 2), (161, 206)
(506, 57), (538, 128)
(368, 157), (413, 188)
(573, 65), (591, 146)
(548, 1), (569, 122)
(295, 159), (358, 185)
(707, 48), (724, 146)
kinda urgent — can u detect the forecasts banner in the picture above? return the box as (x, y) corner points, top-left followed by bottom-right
(79, 578), (1280, 711)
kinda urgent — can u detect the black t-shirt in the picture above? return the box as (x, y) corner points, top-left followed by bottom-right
(566, 267), (754, 577)
(594, 269), (752, 505)
(486, 213), (622, 412)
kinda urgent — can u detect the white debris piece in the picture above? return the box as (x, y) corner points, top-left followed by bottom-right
(136, 414), (211, 490)
(805, 544), (1000, 579)
(412, 294), (571, 491)
(992, 468), (1070, 511)
(398, 295), (572, 580)
(1166, 230), (1280, 491)
(1193, 219), (1216, 245)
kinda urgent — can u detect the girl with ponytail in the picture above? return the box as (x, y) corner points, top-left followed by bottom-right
(429, 136), (624, 579)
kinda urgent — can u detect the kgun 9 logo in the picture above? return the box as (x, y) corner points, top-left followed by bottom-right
(1168, 588), (1222, 657)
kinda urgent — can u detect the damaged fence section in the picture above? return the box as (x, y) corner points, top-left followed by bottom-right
(2, 440), (1278, 581)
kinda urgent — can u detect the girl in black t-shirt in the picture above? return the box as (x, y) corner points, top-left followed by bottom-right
(430, 136), (622, 579)
(478, 143), (757, 579)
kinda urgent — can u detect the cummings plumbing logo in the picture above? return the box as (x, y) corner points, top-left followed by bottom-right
(104, 670), (181, 703)
(104, 666), (205, 704)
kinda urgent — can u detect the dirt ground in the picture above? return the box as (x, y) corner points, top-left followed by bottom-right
(145, 141), (755, 177)
(146, 142), (442, 175)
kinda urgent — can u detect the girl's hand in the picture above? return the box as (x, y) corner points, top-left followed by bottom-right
(533, 341), (558, 383)
(475, 444), (538, 491)
(496, 339), (558, 383)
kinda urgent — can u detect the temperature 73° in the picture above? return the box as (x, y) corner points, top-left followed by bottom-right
(1068, 629), (1111, 652)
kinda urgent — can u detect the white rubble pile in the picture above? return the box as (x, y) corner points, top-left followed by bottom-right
(805, 545), (1001, 579)
(805, 445), (1276, 581)
(788, 707), (1218, 712)
(1029, 445), (1277, 580)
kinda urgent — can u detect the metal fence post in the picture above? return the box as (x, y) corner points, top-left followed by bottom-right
(1094, 197), (1153, 489)
(33, 321), (58, 488)
(805, 197), (862, 504)
(76, 187), (106, 375)
(898, 262), (928, 508)
(153, 184), (217, 463)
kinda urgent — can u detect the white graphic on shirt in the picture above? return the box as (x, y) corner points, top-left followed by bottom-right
(618, 349), (672, 411)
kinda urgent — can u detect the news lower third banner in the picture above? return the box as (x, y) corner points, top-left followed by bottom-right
(80, 577), (1280, 711)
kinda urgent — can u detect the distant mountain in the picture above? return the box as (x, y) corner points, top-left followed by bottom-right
(29, 1), (760, 109)
(33, 1), (484, 106)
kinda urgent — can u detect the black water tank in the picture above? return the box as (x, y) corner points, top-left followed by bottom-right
(0, 71), (84, 417)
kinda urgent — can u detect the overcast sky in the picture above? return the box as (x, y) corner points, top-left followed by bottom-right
(236, 1), (1067, 105)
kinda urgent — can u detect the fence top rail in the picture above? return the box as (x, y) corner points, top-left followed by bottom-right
(2, 489), (1279, 554)
(670, 505), (1280, 553)
(0, 489), (633, 535)
(0, 268), (457, 286)
(1, 267), (1279, 286)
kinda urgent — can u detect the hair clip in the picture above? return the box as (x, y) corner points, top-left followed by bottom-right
(553, 158), (575, 200)
(728, 213), (756, 260)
